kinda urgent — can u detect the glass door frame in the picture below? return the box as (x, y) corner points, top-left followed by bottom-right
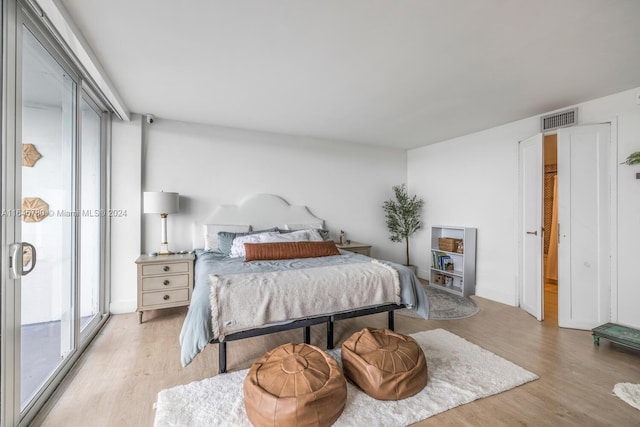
(1, 2), (111, 425)
(77, 89), (110, 344)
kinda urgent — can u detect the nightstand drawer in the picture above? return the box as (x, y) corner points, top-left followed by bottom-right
(141, 288), (189, 307)
(142, 274), (189, 291)
(349, 248), (371, 256)
(142, 262), (190, 276)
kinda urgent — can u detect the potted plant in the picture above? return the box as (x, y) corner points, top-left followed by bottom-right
(383, 184), (424, 269)
(621, 152), (640, 165)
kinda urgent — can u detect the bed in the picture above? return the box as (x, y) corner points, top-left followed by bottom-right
(179, 194), (429, 373)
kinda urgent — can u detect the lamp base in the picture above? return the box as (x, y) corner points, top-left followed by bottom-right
(159, 243), (173, 255)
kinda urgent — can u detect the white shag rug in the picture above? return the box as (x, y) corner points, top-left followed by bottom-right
(154, 329), (538, 427)
(613, 383), (640, 411)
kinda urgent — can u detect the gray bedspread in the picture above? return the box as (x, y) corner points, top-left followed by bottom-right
(179, 249), (429, 366)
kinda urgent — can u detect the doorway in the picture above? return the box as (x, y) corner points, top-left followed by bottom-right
(518, 124), (611, 329)
(543, 134), (558, 325)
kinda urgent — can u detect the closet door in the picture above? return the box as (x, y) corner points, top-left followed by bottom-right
(518, 133), (544, 320)
(557, 124), (611, 329)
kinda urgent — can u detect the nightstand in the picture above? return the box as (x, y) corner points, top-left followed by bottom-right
(336, 241), (372, 257)
(135, 253), (195, 323)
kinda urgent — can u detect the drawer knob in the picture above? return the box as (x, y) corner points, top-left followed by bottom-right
(163, 280), (170, 286)
(163, 266), (170, 272)
(163, 294), (170, 301)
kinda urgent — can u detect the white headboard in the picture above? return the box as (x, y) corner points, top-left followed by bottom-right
(192, 194), (324, 249)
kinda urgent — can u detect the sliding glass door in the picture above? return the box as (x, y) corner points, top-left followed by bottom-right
(20, 25), (77, 408)
(1, 6), (110, 425)
(79, 96), (105, 335)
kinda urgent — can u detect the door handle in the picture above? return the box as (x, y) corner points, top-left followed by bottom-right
(9, 243), (21, 279)
(22, 243), (37, 276)
(526, 230), (538, 236)
(9, 242), (37, 278)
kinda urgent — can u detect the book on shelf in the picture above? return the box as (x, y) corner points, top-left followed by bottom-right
(432, 252), (454, 272)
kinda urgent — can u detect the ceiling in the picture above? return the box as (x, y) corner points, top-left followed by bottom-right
(59, 0), (640, 149)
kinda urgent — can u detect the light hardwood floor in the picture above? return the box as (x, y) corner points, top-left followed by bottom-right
(36, 296), (640, 426)
(544, 282), (558, 325)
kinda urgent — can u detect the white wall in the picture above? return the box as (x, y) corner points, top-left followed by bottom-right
(110, 118), (407, 312)
(109, 115), (142, 313)
(408, 86), (640, 328)
(111, 88), (640, 326)
(408, 119), (532, 305)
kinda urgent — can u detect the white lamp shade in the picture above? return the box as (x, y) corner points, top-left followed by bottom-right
(143, 192), (179, 214)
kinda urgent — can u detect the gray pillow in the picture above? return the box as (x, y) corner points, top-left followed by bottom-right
(217, 227), (279, 255)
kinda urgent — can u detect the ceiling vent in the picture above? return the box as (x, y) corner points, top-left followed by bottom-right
(540, 108), (578, 132)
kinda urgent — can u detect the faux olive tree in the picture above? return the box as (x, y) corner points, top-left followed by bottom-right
(383, 184), (424, 266)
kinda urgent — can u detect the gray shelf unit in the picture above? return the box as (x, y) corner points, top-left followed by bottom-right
(430, 226), (476, 297)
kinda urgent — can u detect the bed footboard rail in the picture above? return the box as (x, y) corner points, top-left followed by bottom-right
(211, 303), (405, 374)
(327, 303), (404, 349)
(211, 315), (331, 374)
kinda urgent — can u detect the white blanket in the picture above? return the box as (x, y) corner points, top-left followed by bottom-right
(210, 260), (400, 340)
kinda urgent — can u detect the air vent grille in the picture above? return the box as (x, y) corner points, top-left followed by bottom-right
(541, 108), (578, 132)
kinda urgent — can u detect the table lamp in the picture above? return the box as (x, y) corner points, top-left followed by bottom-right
(143, 191), (179, 255)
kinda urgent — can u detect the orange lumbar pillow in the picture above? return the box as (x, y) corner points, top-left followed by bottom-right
(244, 241), (340, 261)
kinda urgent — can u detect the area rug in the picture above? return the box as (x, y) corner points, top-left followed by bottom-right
(613, 383), (640, 411)
(398, 284), (479, 319)
(154, 329), (537, 426)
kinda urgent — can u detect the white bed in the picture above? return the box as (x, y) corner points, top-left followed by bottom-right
(180, 194), (429, 373)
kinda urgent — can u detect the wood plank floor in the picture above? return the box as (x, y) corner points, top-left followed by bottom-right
(544, 282), (558, 325)
(35, 296), (640, 426)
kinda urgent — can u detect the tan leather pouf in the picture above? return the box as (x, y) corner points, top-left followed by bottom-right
(341, 328), (428, 400)
(244, 343), (347, 427)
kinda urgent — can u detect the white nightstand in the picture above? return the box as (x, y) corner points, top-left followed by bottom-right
(336, 241), (372, 257)
(135, 253), (195, 323)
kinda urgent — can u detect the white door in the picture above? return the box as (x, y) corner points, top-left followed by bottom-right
(557, 124), (611, 329)
(518, 134), (544, 320)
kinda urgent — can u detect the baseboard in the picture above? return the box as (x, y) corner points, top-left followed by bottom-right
(417, 267), (516, 307)
(416, 266), (430, 280)
(109, 299), (136, 314)
(475, 287), (517, 307)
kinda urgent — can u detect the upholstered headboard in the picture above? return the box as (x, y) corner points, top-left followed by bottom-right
(192, 194), (324, 249)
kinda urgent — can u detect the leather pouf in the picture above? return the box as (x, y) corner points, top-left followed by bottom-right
(244, 343), (347, 427)
(341, 328), (428, 400)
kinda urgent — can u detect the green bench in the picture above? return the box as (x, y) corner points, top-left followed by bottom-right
(592, 322), (640, 351)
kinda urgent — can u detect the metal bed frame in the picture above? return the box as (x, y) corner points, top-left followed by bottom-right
(212, 303), (404, 373)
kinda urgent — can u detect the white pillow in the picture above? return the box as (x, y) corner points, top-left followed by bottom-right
(203, 224), (250, 251)
(261, 229), (323, 243)
(229, 232), (279, 258)
(228, 229), (324, 258)
(284, 222), (323, 230)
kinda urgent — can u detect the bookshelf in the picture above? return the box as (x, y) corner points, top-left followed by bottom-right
(430, 226), (476, 297)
